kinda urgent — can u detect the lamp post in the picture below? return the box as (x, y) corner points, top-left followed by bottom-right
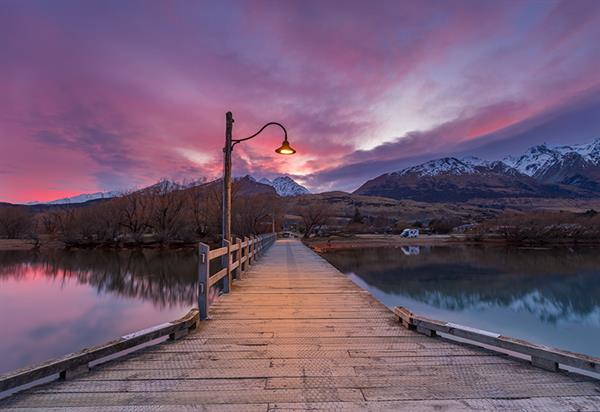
(222, 111), (295, 244)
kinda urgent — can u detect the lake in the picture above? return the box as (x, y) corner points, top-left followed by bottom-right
(0, 249), (197, 374)
(321, 244), (600, 358)
(2, 244), (599, 376)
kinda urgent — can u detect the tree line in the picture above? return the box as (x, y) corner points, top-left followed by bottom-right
(0, 180), (285, 247)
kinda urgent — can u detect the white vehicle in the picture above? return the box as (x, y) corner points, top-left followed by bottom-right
(400, 228), (419, 238)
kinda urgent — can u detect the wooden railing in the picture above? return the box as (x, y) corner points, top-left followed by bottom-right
(394, 306), (600, 375)
(0, 233), (277, 396)
(198, 233), (276, 319)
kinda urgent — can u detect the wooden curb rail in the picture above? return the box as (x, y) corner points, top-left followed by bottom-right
(0, 309), (199, 393)
(394, 306), (600, 374)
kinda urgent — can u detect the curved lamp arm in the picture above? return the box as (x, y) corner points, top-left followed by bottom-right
(231, 122), (288, 149)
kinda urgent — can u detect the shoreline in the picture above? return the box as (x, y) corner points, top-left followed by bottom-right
(303, 234), (600, 253)
(0, 238), (201, 251)
(4, 234), (600, 252)
(0, 239), (43, 251)
(303, 234), (466, 253)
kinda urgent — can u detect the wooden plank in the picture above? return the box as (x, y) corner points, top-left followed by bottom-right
(97, 354), (511, 371)
(362, 381), (600, 401)
(33, 378), (268, 393)
(208, 246), (228, 260)
(208, 267), (228, 288)
(75, 365), (358, 380)
(1, 388), (365, 407)
(268, 397), (600, 412)
(0, 406), (267, 412)
(267, 372), (593, 389)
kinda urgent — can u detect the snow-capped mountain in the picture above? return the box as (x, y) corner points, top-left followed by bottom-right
(504, 139), (600, 176)
(393, 156), (519, 178)
(354, 138), (600, 202)
(26, 191), (120, 205)
(396, 158), (477, 176)
(258, 176), (310, 196)
(502, 139), (600, 187)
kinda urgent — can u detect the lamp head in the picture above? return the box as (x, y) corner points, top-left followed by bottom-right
(275, 139), (296, 155)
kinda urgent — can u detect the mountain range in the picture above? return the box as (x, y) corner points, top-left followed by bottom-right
(23, 175), (310, 205)
(26, 191), (122, 206)
(355, 138), (600, 202)
(18, 139), (600, 205)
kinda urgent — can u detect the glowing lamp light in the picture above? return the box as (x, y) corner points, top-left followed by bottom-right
(275, 139), (296, 155)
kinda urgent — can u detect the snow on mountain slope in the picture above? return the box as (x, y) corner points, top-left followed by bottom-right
(27, 191), (120, 205)
(503, 138), (600, 178)
(258, 176), (310, 196)
(393, 156), (507, 177)
(391, 138), (600, 181)
(394, 158), (476, 176)
(354, 139), (600, 202)
(503, 144), (563, 177)
(460, 156), (491, 168)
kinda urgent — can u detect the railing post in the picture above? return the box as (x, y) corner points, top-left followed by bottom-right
(198, 242), (210, 320)
(235, 237), (242, 279)
(250, 235), (255, 264)
(222, 239), (231, 294)
(243, 236), (249, 272)
(247, 236), (252, 266)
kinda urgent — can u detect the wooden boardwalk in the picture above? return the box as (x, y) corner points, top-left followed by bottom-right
(2, 239), (599, 411)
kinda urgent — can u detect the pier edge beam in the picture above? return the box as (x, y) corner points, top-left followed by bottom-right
(59, 364), (89, 381)
(531, 355), (559, 372)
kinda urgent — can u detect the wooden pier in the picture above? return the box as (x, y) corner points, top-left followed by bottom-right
(1, 238), (600, 411)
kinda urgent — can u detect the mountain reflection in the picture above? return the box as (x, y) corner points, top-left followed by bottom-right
(322, 246), (600, 325)
(0, 249), (198, 309)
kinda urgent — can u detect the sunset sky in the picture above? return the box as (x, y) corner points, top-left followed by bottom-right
(2, 0), (600, 203)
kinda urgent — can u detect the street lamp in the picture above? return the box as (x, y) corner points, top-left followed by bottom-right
(222, 111), (295, 245)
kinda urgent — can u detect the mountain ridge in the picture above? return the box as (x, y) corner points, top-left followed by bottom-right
(20, 175), (308, 205)
(258, 176), (311, 196)
(354, 138), (600, 202)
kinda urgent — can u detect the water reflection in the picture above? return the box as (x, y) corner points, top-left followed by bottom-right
(400, 246), (420, 256)
(0, 249), (197, 373)
(0, 249), (197, 308)
(321, 245), (600, 356)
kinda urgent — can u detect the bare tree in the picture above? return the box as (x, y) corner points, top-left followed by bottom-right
(46, 207), (79, 244)
(116, 191), (152, 243)
(0, 206), (32, 238)
(186, 182), (221, 238)
(187, 186), (210, 237)
(234, 194), (278, 236)
(298, 203), (333, 238)
(147, 182), (187, 244)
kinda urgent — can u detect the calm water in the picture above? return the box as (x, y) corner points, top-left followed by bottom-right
(0, 249), (197, 374)
(321, 245), (600, 357)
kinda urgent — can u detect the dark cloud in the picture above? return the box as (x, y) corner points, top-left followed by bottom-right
(307, 86), (600, 192)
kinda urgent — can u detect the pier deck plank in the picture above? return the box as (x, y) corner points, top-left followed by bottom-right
(1, 239), (599, 411)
